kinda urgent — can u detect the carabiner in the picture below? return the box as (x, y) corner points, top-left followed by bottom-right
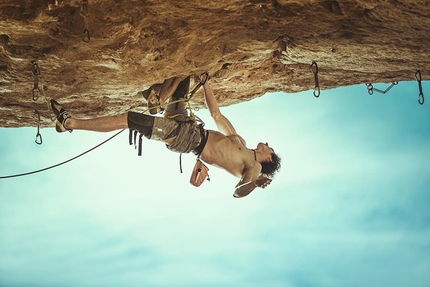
(418, 91), (424, 105)
(82, 28), (90, 43)
(200, 72), (209, 85)
(34, 110), (43, 145)
(31, 60), (40, 77)
(32, 86), (41, 101)
(35, 132), (43, 145)
(80, 0), (88, 17)
(365, 83), (374, 95)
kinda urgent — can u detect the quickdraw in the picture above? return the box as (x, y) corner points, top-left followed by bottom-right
(310, 61), (320, 98)
(31, 60), (41, 101)
(415, 70), (424, 105)
(365, 82), (398, 95)
(29, 60), (56, 145)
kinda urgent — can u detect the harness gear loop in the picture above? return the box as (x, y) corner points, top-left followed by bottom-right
(34, 110), (43, 145)
(128, 129), (133, 145)
(310, 61), (320, 98)
(138, 133), (144, 156)
(133, 130), (138, 149)
(415, 70), (424, 105)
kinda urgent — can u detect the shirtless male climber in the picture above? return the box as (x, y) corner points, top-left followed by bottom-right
(50, 73), (281, 198)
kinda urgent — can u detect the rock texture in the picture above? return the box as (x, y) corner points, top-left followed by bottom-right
(1, 0), (429, 127)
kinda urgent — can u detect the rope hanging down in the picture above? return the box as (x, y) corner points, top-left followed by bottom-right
(0, 129), (125, 179)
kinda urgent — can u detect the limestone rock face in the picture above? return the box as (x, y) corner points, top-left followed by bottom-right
(1, 0), (429, 127)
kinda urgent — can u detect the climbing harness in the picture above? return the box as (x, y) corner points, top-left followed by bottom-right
(365, 82), (398, 95)
(129, 72), (209, 157)
(127, 72), (211, 186)
(80, 0), (90, 42)
(310, 61), (320, 98)
(34, 110), (43, 145)
(415, 70), (424, 105)
(0, 129), (125, 179)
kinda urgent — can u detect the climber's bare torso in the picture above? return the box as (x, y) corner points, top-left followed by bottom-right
(200, 131), (257, 178)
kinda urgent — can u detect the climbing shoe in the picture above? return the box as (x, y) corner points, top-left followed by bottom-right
(50, 99), (73, 133)
(142, 87), (160, 115)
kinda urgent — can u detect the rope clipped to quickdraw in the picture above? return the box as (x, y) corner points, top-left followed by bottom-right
(415, 70), (424, 105)
(365, 82), (398, 95)
(80, 0), (90, 42)
(310, 61), (320, 98)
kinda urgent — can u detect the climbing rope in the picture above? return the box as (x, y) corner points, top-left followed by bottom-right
(310, 61), (320, 98)
(148, 72), (208, 123)
(0, 129), (125, 179)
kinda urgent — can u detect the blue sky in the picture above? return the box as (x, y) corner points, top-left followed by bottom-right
(0, 81), (429, 287)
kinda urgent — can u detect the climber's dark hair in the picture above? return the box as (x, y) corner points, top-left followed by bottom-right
(261, 152), (281, 178)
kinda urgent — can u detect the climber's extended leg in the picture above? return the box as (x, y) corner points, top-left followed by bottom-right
(65, 114), (128, 132)
(51, 100), (127, 133)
